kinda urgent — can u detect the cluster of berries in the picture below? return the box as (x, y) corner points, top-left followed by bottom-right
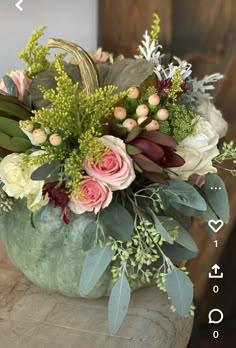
(114, 86), (169, 132)
(22, 123), (62, 147)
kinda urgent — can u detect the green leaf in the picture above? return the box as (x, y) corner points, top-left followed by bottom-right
(108, 273), (130, 335)
(126, 144), (142, 155)
(146, 209), (173, 244)
(203, 174), (229, 222)
(132, 153), (163, 173)
(103, 58), (154, 93)
(31, 160), (60, 181)
(100, 202), (134, 241)
(79, 244), (115, 296)
(0, 117), (26, 138)
(0, 131), (31, 152)
(2, 76), (19, 97)
(159, 217), (198, 252)
(166, 267), (193, 316)
(125, 126), (142, 143)
(82, 220), (96, 251)
(165, 205), (191, 230)
(0, 100), (31, 120)
(162, 180), (207, 211)
(162, 243), (198, 261)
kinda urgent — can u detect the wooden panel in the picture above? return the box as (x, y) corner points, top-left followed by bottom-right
(99, 3), (236, 336)
(0, 242), (193, 348)
(172, 0), (236, 78)
(99, 0), (172, 56)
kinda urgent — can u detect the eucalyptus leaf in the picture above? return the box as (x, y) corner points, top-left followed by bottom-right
(79, 245), (115, 296)
(159, 217), (198, 253)
(108, 273), (130, 335)
(165, 205), (191, 230)
(146, 209), (173, 244)
(3, 75), (19, 97)
(100, 202), (134, 241)
(162, 243), (198, 261)
(31, 160), (60, 181)
(166, 266), (193, 316)
(161, 180), (207, 211)
(203, 173), (229, 222)
(103, 59), (154, 92)
(82, 221), (97, 251)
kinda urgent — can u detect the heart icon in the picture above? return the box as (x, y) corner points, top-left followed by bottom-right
(208, 220), (224, 233)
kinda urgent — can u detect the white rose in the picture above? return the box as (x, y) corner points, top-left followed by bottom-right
(168, 146), (217, 180)
(0, 153), (48, 211)
(169, 116), (219, 180)
(197, 98), (228, 138)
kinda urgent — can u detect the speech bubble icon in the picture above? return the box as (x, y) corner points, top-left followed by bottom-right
(208, 309), (224, 324)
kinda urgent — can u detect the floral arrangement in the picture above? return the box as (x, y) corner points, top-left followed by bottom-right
(0, 14), (235, 334)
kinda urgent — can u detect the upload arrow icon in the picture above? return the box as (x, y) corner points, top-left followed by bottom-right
(209, 264), (223, 279)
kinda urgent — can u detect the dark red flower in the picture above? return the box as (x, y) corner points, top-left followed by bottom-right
(157, 78), (188, 97)
(43, 182), (70, 224)
(127, 130), (185, 183)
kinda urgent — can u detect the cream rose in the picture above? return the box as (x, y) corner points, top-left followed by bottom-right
(197, 98), (228, 138)
(169, 116), (219, 180)
(0, 70), (31, 101)
(0, 153), (48, 210)
(69, 177), (112, 214)
(84, 135), (136, 191)
(168, 147), (217, 180)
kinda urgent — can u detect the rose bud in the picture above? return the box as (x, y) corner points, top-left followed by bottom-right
(32, 129), (47, 144)
(136, 104), (149, 117)
(114, 106), (127, 120)
(123, 118), (137, 132)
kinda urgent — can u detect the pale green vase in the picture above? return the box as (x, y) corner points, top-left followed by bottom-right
(0, 200), (114, 298)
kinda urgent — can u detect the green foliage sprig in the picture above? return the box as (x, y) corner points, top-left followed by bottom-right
(159, 103), (195, 142)
(214, 141), (236, 176)
(150, 13), (161, 45)
(19, 26), (50, 77)
(32, 58), (80, 138)
(166, 69), (183, 102)
(26, 59), (127, 194)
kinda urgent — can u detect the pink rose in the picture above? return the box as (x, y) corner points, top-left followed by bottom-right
(69, 177), (112, 215)
(0, 70), (31, 101)
(84, 135), (136, 191)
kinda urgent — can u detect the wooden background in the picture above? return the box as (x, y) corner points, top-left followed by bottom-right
(99, 1), (236, 347)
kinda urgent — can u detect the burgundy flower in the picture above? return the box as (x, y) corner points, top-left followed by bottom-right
(157, 78), (188, 97)
(157, 78), (172, 95)
(43, 182), (70, 224)
(127, 130), (185, 183)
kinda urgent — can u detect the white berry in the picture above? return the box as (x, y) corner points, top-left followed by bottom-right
(123, 118), (137, 132)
